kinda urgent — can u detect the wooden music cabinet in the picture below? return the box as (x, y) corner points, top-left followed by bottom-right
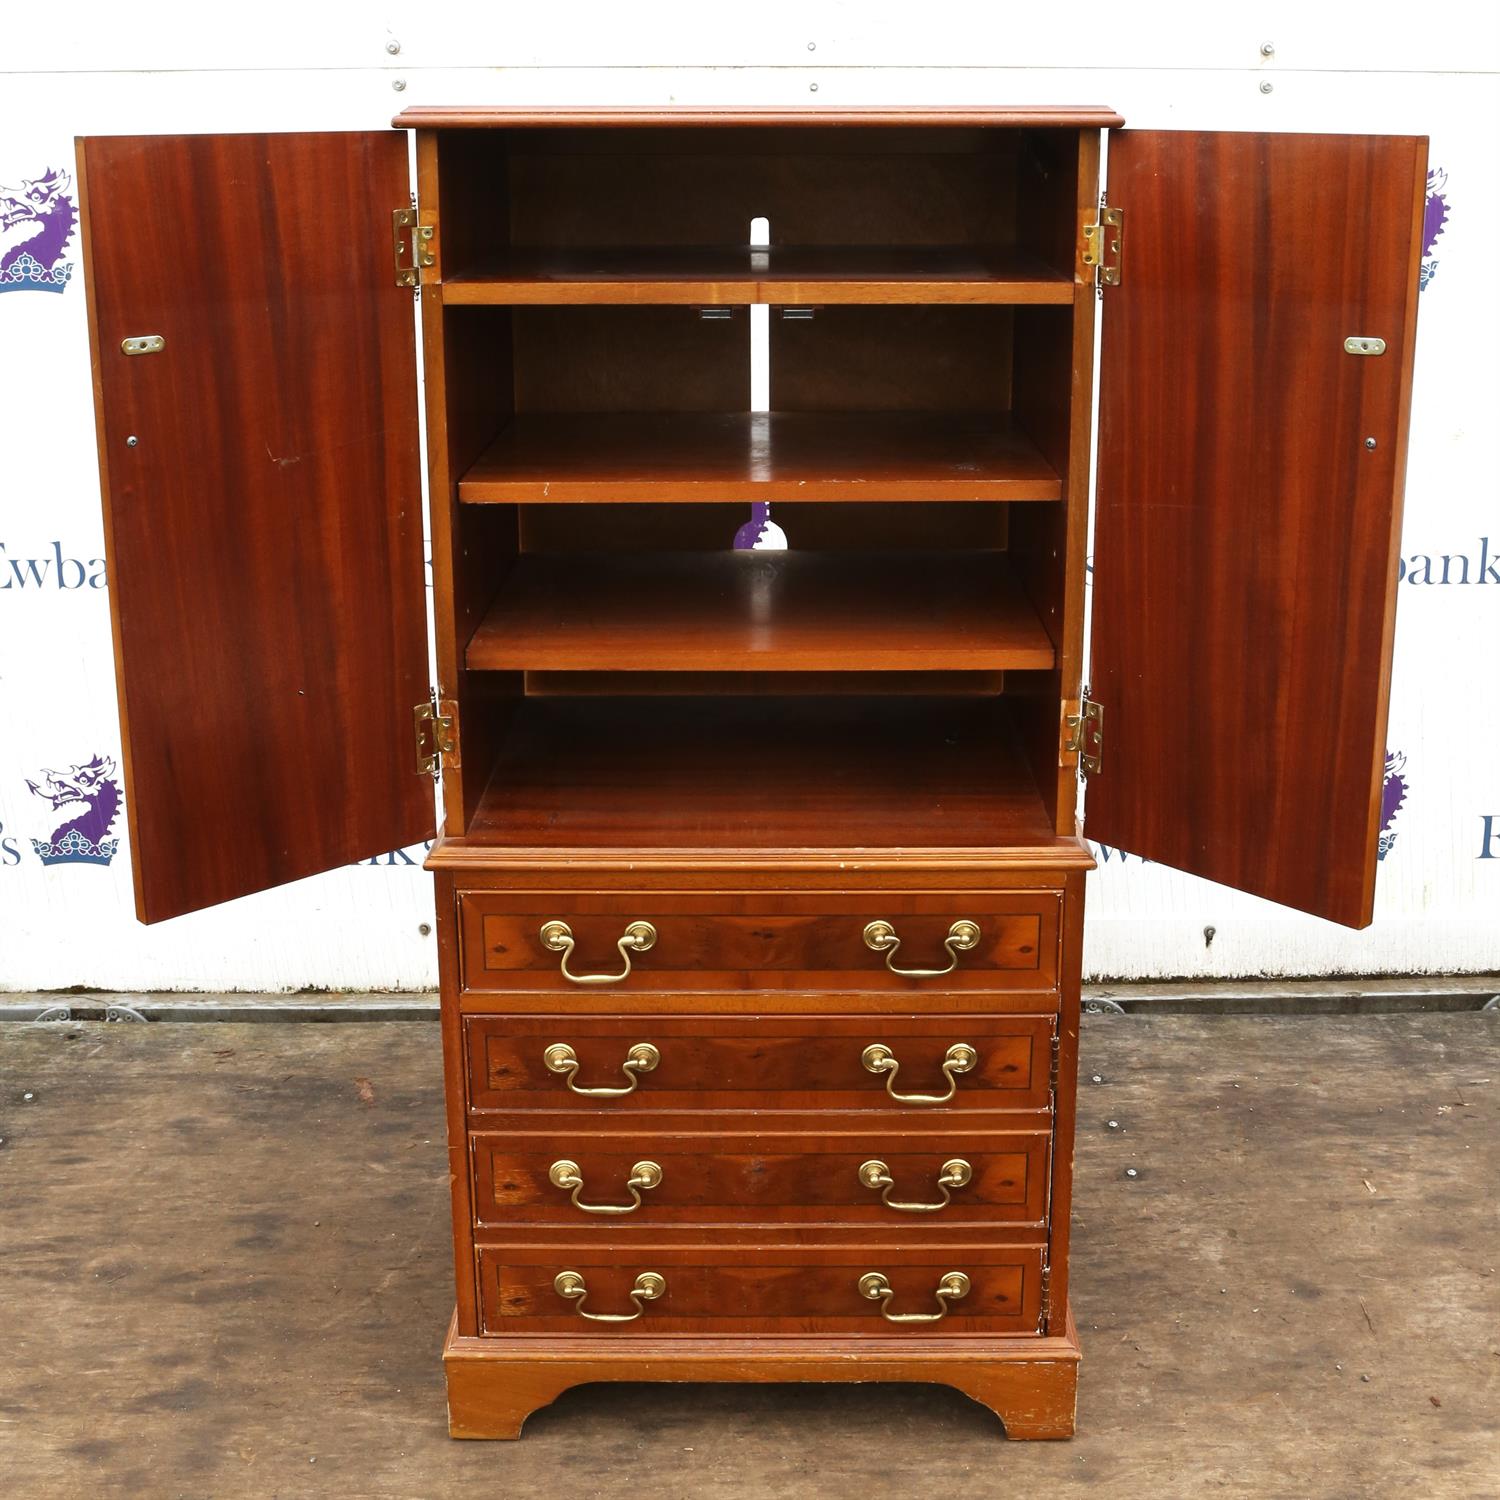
(75, 107), (1426, 1439)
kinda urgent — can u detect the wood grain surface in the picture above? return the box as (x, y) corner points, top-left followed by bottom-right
(464, 1013), (1055, 1111)
(475, 1241), (1044, 1334)
(461, 696), (1058, 851)
(459, 889), (1055, 992)
(445, 1318), (1080, 1440)
(1089, 131), (1427, 927)
(395, 106), (1126, 130)
(457, 413), (1062, 503)
(465, 551), (1056, 673)
(77, 132), (431, 922)
(441, 245), (1073, 305)
(498, 139), (1021, 253)
(482, 124), (1037, 256)
(469, 1128), (1050, 1226)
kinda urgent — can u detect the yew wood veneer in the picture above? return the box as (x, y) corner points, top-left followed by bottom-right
(77, 106), (1425, 1441)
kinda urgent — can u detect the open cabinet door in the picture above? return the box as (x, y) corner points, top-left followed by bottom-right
(1088, 131), (1426, 928)
(77, 133), (432, 923)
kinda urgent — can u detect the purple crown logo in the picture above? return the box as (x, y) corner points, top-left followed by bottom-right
(1377, 749), (1407, 862)
(0, 167), (76, 295)
(27, 754), (121, 866)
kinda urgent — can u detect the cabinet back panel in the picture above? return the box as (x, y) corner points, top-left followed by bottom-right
(464, 695), (1054, 851)
(512, 306), (749, 412)
(496, 130), (1019, 249)
(518, 502), (1007, 553)
(771, 306), (1013, 414)
(433, 127), (1080, 286)
(523, 671), (1006, 697)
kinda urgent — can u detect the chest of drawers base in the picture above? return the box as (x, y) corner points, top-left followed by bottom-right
(432, 859), (1088, 1440)
(445, 1309), (1081, 1440)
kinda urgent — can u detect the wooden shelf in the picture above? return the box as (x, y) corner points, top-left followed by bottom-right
(458, 413), (1062, 504)
(466, 550), (1055, 673)
(464, 695), (1055, 850)
(441, 246), (1074, 306)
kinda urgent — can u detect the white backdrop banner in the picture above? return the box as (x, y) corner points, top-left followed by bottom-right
(1, 2), (1497, 989)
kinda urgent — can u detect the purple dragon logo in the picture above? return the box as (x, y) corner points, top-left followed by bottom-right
(733, 502), (788, 551)
(1378, 750), (1407, 862)
(1420, 169), (1449, 292)
(26, 755), (121, 866)
(0, 167), (76, 294)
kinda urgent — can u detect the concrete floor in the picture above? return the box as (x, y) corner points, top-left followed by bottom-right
(0, 1014), (1495, 1499)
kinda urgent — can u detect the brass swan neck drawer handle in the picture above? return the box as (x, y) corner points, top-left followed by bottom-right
(543, 1041), (660, 1097)
(859, 1157), (972, 1213)
(540, 919), (657, 985)
(861, 1042), (977, 1105)
(863, 919), (980, 979)
(549, 1158), (663, 1215)
(554, 1270), (665, 1323)
(858, 1270), (971, 1324)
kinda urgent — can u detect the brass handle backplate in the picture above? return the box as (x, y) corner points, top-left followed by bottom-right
(861, 1042), (977, 1105)
(858, 1157), (972, 1213)
(863, 919), (981, 978)
(549, 1158), (663, 1215)
(858, 1270), (971, 1324)
(554, 1270), (665, 1323)
(540, 919), (657, 985)
(543, 1041), (660, 1097)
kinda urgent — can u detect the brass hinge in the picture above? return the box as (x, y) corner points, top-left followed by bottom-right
(1039, 1258), (1052, 1332)
(1050, 1028), (1061, 1093)
(414, 693), (460, 778)
(393, 206), (437, 288)
(1063, 693), (1104, 778)
(1081, 202), (1123, 290)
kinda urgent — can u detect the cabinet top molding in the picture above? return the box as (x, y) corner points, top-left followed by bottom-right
(391, 105), (1126, 130)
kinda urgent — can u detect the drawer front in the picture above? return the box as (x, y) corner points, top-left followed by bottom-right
(466, 1013), (1055, 1113)
(476, 1243), (1044, 1335)
(471, 1128), (1050, 1227)
(459, 890), (1059, 994)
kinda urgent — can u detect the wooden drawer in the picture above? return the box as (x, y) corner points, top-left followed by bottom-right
(475, 1242), (1045, 1335)
(465, 1013), (1055, 1113)
(459, 890), (1059, 994)
(470, 1126), (1050, 1228)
